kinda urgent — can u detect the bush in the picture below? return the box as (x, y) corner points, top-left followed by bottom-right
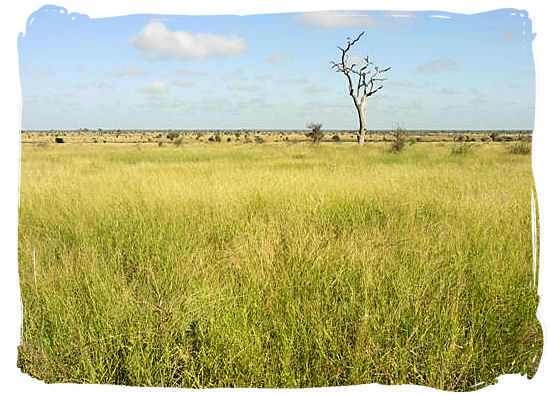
(332, 135), (341, 142)
(254, 136), (264, 144)
(450, 144), (472, 155)
(166, 131), (180, 141)
(55, 137), (64, 144)
(390, 126), (407, 152)
(174, 138), (183, 146)
(454, 134), (465, 143)
(305, 123), (324, 144)
(508, 142), (531, 155)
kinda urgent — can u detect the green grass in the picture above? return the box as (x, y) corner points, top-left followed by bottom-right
(17, 142), (542, 390)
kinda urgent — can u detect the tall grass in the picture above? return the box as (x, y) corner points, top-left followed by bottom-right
(18, 143), (541, 390)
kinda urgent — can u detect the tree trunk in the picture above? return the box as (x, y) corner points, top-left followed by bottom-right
(353, 97), (367, 145)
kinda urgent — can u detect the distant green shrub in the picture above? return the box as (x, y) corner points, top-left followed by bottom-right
(305, 123), (324, 144)
(55, 137), (64, 144)
(508, 142), (531, 155)
(390, 126), (407, 152)
(454, 134), (465, 143)
(166, 131), (180, 141)
(450, 144), (472, 155)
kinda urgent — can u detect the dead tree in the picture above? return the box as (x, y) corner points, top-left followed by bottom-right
(331, 32), (390, 145)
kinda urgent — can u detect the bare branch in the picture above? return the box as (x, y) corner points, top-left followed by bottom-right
(330, 31), (390, 144)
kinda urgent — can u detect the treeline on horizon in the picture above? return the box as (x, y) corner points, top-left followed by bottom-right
(21, 128), (534, 134)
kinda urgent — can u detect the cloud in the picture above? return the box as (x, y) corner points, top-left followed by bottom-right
(113, 66), (146, 77)
(295, 11), (376, 29)
(304, 84), (330, 94)
(20, 63), (54, 76)
(386, 78), (414, 88)
(266, 51), (294, 65)
(412, 58), (457, 73)
(94, 80), (117, 90)
(145, 96), (187, 111)
(223, 69), (247, 80)
(228, 81), (258, 92)
(255, 73), (273, 81)
(175, 69), (206, 76)
(131, 20), (247, 60)
(139, 81), (169, 94)
(279, 77), (308, 85)
(173, 79), (193, 87)
(238, 97), (267, 108)
(202, 97), (229, 108)
(439, 87), (459, 95)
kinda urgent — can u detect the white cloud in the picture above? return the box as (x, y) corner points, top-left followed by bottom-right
(439, 87), (459, 95)
(279, 77), (308, 85)
(412, 58), (457, 73)
(304, 84), (330, 94)
(228, 81), (258, 92)
(173, 79), (193, 87)
(175, 69), (206, 76)
(94, 80), (116, 90)
(131, 20), (247, 60)
(255, 73), (273, 81)
(223, 69), (247, 80)
(266, 51), (294, 65)
(296, 11), (376, 29)
(139, 81), (169, 94)
(387, 79), (414, 88)
(113, 66), (146, 77)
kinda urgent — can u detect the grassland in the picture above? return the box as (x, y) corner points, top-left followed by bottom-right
(17, 133), (541, 390)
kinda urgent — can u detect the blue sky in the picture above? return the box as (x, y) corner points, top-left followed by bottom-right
(18, 5), (535, 130)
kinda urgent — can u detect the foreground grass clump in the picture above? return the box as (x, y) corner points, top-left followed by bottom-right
(18, 142), (541, 390)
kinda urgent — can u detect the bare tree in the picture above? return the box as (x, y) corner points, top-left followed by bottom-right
(331, 32), (390, 145)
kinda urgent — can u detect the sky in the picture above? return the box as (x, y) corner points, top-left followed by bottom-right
(18, 5), (536, 131)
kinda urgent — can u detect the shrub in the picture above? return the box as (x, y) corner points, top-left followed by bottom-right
(174, 138), (183, 146)
(254, 136), (264, 144)
(508, 142), (531, 155)
(166, 131), (180, 141)
(305, 123), (324, 144)
(54, 137), (64, 144)
(450, 144), (472, 155)
(390, 126), (407, 152)
(332, 134), (341, 142)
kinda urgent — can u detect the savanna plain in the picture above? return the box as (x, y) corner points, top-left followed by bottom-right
(17, 131), (542, 391)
